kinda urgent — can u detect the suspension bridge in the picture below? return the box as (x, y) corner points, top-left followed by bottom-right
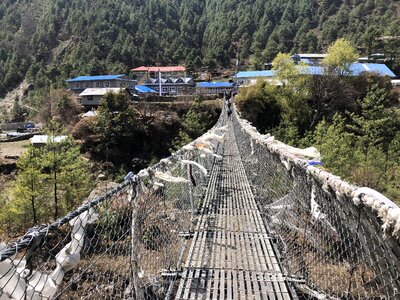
(1, 102), (400, 299)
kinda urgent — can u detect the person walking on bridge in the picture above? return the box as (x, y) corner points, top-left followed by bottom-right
(227, 98), (233, 121)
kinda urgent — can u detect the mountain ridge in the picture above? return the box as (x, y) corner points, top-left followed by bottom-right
(0, 0), (399, 100)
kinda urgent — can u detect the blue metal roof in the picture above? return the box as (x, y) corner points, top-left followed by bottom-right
(236, 70), (276, 78)
(66, 74), (126, 82)
(350, 63), (396, 77)
(197, 82), (233, 88)
(297, 64), (396, 77)
(135, 85), (157, 93)
(237, 63), (396, 79)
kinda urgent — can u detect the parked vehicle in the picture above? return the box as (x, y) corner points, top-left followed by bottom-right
(16, 122), (35, 133)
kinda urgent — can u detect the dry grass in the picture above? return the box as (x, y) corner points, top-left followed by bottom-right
(136, 190), (192, 275)
(54, 189), (192, 299)
(307, 255), (381, 298)
(59, 255), (131, 299)
(282, 236), (384, 298)
(0, 140), (30, 159)
(274, 215), (385, 298)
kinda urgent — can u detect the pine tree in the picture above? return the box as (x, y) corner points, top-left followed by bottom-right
(348, 84), (397, 151)
(313, 114), (356, 176)
(0, 119), (92, 234)
(94, 91), (145, 170)
(172, 100), (218, 150)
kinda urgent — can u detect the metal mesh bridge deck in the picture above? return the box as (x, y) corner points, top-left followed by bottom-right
(175, 123), (292, 300)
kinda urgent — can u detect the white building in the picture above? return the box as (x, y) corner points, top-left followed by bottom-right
(78, 88), (131, 106)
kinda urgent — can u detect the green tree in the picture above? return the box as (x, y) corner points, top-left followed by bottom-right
(172, 100), (219, 150)
(308, 86), (400, 202)
(272, 52), (299, 85)
(272, 52), (312, 134)
(313, 114), (356, 176)
(94, 91), (146, 171)
(348, 84), (397, 151)
(323, 38), (358, 76)
(0, 148), (49, 233)
(385, 133), (400, 201)
(12, 96), (23, 121)
(0, 119), (92, 234)
(236, 80), (281, 133)
(248, 52), (264, 70)
(361, 25), (381, 57)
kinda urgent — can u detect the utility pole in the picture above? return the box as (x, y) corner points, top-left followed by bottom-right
(159, 68), (162, 96)
(30, 148), (37, 224)
(235, 57), (239, 93)
(233, 39), (241, 95)
(52, 134), (58, 220)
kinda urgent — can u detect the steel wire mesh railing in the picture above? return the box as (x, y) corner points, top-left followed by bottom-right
(0, 177), (135, 299)
(0, 102), (227, 300)
(232, 109), (400, 299)
(2, 100), (399, 299)
(133, 106), (226, 299)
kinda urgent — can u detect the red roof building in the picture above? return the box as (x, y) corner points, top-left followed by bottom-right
(131, 66), (187, 85)
(131, 66), (186, 72)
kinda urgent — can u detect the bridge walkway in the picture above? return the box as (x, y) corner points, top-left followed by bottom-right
(175, 123), (292, 299)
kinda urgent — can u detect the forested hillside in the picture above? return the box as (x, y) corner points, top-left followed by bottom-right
(236, 42), (400, 203)
(1, 0), (400, 98)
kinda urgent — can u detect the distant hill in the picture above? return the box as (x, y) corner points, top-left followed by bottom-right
(0, 0), (399, 97)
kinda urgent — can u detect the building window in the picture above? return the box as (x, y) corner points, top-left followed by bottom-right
(85, 82), (90, 88)
(95, 82), (100, 87)
(170, 87), (176, 93)
(105, 81), (110, 87)
(74, 83), (80, 89)
(162, 87), (168, 93)
(87, 96), (93, 101)
(177, 87), (183, 93)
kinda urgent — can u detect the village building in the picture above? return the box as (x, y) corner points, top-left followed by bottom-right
(131, 66), (187, 83)
(31, 135), (68, 147)
(236, 70), (276, 87)
(131, 65), (194, 95)
(294, 53), (327, 65)
(134, 85), (158, 95)
(66, 75), (136, 94)
(196, 82), (234, 95)
(143, 77), (195, 95)
(78, 88), (131, 107)
(264, 54), (328, 69)
(238, 62), (397, 87)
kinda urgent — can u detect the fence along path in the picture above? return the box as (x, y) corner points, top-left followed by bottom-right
(174, 123), (291, 299)
(1, 100), (400, 299)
